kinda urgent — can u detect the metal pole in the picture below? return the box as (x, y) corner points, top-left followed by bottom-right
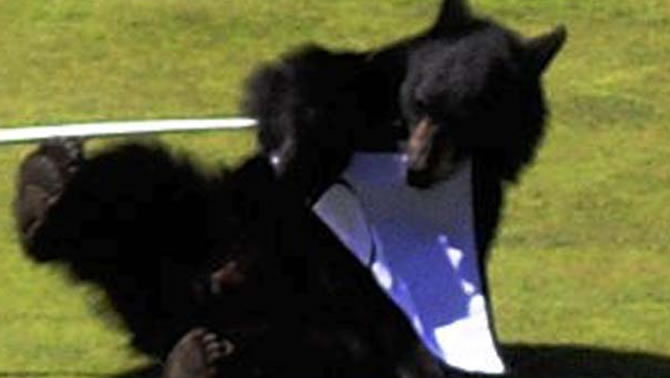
(0, 118), (258, 145)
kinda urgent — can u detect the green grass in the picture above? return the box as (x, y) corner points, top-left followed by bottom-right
(1, 0), (669, 377)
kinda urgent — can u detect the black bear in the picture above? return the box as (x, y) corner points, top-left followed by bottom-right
(13, 0), (565, 377)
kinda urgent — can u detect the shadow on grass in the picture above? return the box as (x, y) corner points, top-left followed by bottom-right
(112, 365), (161, 378)
(0, 345), (667, 378)
(501, 343), (670, 378)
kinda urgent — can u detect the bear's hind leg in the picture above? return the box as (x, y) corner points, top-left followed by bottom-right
(14, 138), (83, 246)
(163, 329), (234, 378)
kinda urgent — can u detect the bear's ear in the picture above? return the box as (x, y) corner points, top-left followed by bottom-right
(525, 25), (567, 76)
(431, 0), (472, 33)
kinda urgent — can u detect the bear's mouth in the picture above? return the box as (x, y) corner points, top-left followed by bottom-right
(406, 117), (460, 188)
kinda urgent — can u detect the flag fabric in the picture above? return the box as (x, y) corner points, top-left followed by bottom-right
(313, 153), (505, 375)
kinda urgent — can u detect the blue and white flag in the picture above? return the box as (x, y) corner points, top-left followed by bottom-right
(313, 153), (505, 375)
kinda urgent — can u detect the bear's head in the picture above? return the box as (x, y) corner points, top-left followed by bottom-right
(401, 0), (566, 187)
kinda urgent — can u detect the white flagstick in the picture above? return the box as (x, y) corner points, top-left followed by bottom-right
(0, 118), (258, 145)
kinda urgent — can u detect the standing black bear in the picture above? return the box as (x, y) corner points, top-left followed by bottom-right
(247, 0), (565, 273)
(13, 0), (565, 377)
(246, 0), (565, 356)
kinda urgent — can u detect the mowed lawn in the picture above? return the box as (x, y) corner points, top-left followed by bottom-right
(0, 0), (669, 377)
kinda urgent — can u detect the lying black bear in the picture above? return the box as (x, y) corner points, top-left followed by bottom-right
(13, 0), (565, 377)
(16, 140), (445, 378)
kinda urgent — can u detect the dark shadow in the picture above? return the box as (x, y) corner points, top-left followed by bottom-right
(1, 346), (668, 378)
(500, 343), (670, 378)
(111, 364), (161, 378)
(110, 345), (670, 378)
